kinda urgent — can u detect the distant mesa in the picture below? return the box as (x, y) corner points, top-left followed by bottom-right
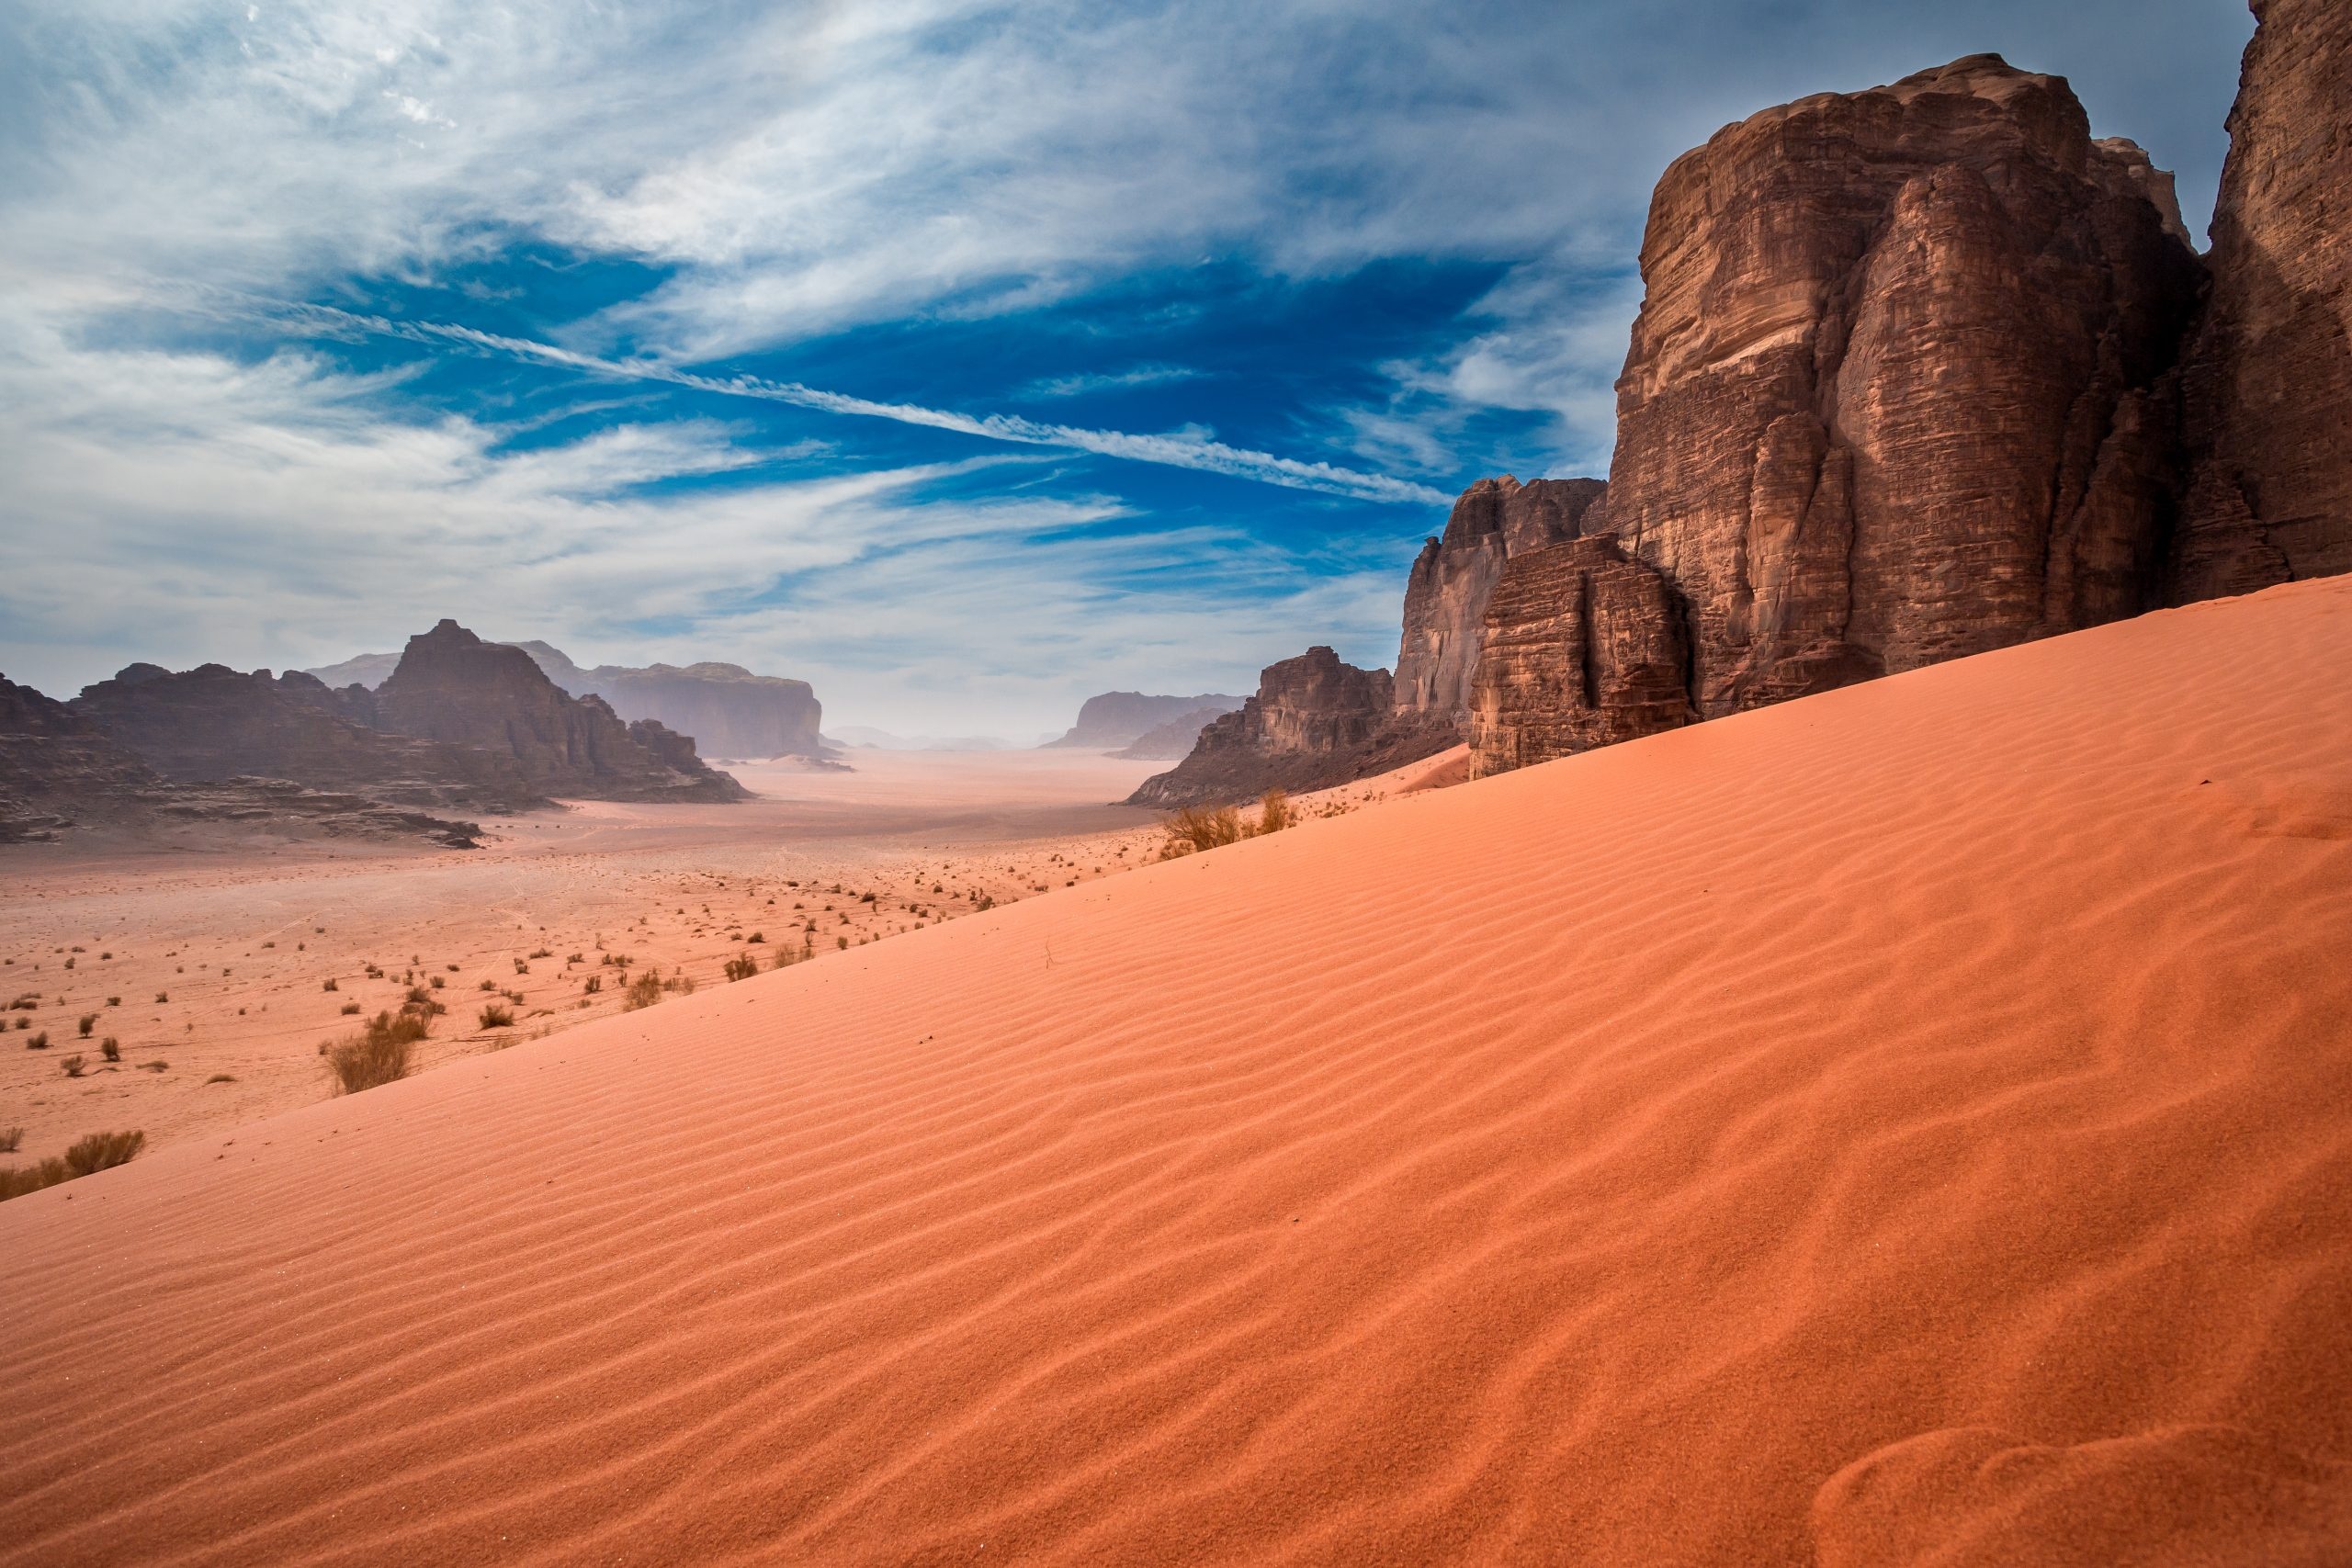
(1141, 18), (2352, 801)
(307, 638), (825, 762)
(821, 728), (1023, 752)
(1, 672), (480, 849)
(1046, 692), (1242, 750)
(1110, 707), (1236, 761)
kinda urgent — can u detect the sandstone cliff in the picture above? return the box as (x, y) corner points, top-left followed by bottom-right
(1127, 649), (1453, 807)
(1394, 476), (1607, 724)
(373, 622), (750, 803)
(70, 662), (542, 813)
(1603, 54), (2203, 717)
(1468, 537), (1693, 777)
(1048, 692), (1243, 749)
(2170, 0), (2352, 599)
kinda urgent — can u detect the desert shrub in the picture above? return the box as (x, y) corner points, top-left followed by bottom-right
(429, 975), (445, 989)
(322, 977), (339, 992)
(107, 996), (120, 1007)
(663, 973), (696, 997)
(1, 1159), (69, 1201)
(512, 958), (529, 976)
(479, 1003), (514, 1028)
(622, 969), (664, 1010)
(582, 975), (602, 995)
(503, 989), (524, 1005)
(527, 947), (551, 960)
(154, 991), (168, 1003)
(479, 978), (496, 991)
(63, 1130), (144, 1176)
(405, 985), (431, 1006)
(836, 936), (848, 951)
(28, 1032), (48, 1050)
(323, 1012), (422, 1094)
(207, 1074), (235, 1084)
(723, 953), (760, 982)
(100, 1037), (120, 1062)
(62, 1054), (85, 1077)
(0, 1126), (19, 1153)
(77, 1013), (96, 1036)
(339, 1001), (361, 1015)
(1258, 788), (1293, 834)
(1160, 805), (1246, 858)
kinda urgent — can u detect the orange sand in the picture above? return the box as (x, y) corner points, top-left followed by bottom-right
(4, 578), (2349, 1564)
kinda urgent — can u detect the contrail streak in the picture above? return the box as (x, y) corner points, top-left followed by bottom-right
(272, 303), (1448, 506)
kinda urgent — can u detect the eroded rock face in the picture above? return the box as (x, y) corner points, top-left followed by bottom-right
(1604, 54), (2203, 717)
(1468, 537), (1693, 777)
(1395, 476), (1608, 723)
(70, 662), (542, 813)
(1048, 692), (1244, 749)
(374, 621), (748, 803)
(1127, 648), (1453, 807)
(1109, 707), (1235, 761)
(2171, 0), (2352, 600)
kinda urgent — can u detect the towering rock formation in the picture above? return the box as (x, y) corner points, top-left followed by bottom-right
(1394, 476), (1608, 723)
(2170, 0), (2352, 599)
(373, 621), (749, 803)
(1603, 54), (2203, 717)
(1110, 708), (1236, 761)
(1468, 537), (1692, 777)
(510, 644), (826, 760)
(70, 662), (542, 812)
(1128, 649), (1447, 807)
(1047, 692), (1243, 749)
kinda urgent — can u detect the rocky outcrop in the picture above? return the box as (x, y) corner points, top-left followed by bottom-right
(1110, 708), (1234, 761)
(1048, 692), (1243, 749)
(2170, 0), (2352, 600)
(372, 621), (749, 803)
(1467, 537), (1693, 777)
(69, 662), (542, 813)
(511, 644), (826, 760)
(1394, 477), (1608, 724)
(2, 675), (479, 849)
(1603, 54), (2203, 718)
(1127, 649), (1453, 807)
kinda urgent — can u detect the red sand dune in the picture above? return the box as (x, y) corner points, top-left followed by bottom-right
(5, 578), (2350, 1565)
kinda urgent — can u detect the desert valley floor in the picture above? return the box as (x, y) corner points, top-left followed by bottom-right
(4, 578), (2350, 1564)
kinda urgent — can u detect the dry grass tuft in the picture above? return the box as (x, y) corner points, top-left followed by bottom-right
(322, 1010), (425, 1095)
(479, 1002), (514, 1028)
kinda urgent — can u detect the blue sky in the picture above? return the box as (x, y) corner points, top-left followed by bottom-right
(0, 0), (2255, 735)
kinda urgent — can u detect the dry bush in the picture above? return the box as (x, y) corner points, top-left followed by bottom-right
(1258, 788), (1293, 834)
(62, 1054), (85, 1077)
(322, 977), (339, 992)
(0, 1126), (20, 1153)
(64, 1130), (144, 1176)
(100, 1037), (119, 1062)
(663, 972), (697, 997)
(207, 1074), (236, 1084)
(77, 1013), (96, 1037)
(0, 1159), (68, 1200)
(623, 968), (664, 1010)
(723, 953), (760, 982)
(479, 1003), (514, 1029)
(27, 1031), (48, 1051)
(323, 1010), (426, 1095)
(1160, 805), (1246, 859)
(582, 974), (602, 995)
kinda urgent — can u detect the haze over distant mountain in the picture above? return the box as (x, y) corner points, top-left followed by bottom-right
(307, 641), (824, 761)
(1046, 692), (1243, 750)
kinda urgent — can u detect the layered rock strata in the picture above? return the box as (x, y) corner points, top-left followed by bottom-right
(1394, 476), (1608, 724)
(2170, 0), (2352, 599)
(1467, 538), (1692, 777)
(373, 622), (749, 803)
(1603, 54), (2204, 717)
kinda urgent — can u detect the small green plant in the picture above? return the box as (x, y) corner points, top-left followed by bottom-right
(479, 1003), (514, 1028)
